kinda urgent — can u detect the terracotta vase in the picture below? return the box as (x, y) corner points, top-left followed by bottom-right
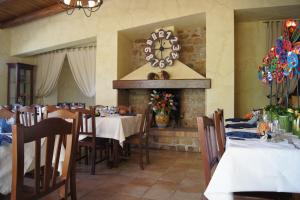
(155, 111), (169, 128)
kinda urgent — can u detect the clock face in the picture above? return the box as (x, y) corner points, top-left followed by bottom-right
(144, 29), (181, 68)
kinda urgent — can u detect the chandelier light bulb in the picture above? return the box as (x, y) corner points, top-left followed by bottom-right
(88, 0), (96, 8)
(77, 0), (82, 7)
(63, 0), (71, 5)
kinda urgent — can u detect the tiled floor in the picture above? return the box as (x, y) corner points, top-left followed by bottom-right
(75, 149), (205, 200)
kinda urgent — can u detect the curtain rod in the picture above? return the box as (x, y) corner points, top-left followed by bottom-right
(38, 43), (96, 55)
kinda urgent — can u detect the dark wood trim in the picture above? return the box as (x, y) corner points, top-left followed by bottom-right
(113, 79), (211, 89)
(7, 63), (34, 105)
(0, 4), (65, 29)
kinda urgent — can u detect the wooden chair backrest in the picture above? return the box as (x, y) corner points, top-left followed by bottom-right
(0, 105), (13, 111)
(17, 106), (38, 126)
(0, 108), (15, 120)
(11, 109), (81, 200)
(214, 109), (225, 157)
(197, 116), (219, 187)
(139, 107), (152, 138)
(44, 106), (70, 119)
(71, 108), (95, 137)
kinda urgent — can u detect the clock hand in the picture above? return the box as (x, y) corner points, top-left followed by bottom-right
(161, 51), (163, 59)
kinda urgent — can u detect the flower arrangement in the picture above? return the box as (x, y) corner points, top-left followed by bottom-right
(149, 90), (176, 114)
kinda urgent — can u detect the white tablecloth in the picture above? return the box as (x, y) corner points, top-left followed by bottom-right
(87, 115), (142, 146)
(0, 141), (39, 195)
(0, 136), (65, 195)
(204, 131), (300, 200)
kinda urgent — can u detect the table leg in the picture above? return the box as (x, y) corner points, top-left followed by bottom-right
(113, 140), (120, 167)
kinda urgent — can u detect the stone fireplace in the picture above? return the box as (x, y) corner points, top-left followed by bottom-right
(128, 89), (205, 128)
(128, 88), (205, 152)
(114, 17), (209, 152)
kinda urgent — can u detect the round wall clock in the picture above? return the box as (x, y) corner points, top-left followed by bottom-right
(144, 29), (181, 68)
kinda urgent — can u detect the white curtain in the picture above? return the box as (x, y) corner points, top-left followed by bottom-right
(265, 20), (300, 100)
(35, 50), (66, 102)
(265, 21), (283, 51)
(66, 46), (96, 98)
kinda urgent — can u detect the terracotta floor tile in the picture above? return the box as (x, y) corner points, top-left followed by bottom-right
(129, 177), (158, 187)
(119, 183), (150, 197)
(109, 193), (142, 200)
(142, 180), (177, 200)
(170, 190), (203, 200)
(77, 150), (204, 200)
(159, 171), (187, 184)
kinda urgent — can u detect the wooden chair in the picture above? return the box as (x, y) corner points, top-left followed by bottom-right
(0, 107), (15, 119)
(11, 110), (81, 200)
(16, 106), (38, 126)
(72, 107), (109, 175)
(213, 109), (225, 157)
(125, 108), (152, 170)
(197, 116), (220, 187)
(44, 109), (82, 199)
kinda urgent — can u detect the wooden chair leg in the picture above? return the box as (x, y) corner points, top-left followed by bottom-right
(139, 143), (144, 170)
(84, 147), (88, 165)
(70, 165), (77, 200)
(145, 140), (150, 164)
(127, 143), (131, 156)
(91, 146), (96, 175)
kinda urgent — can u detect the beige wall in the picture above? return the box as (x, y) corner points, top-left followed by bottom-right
(235, 21), (269, 117)
(0, 30), (35, 105)
(5, 0), (300, 118)
(117, 33), (133, 79)
(57, 58), (95, 106)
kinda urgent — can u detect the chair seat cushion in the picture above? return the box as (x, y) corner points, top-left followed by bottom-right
(126, 134), (145, 145)
(79, 137), (109, 148)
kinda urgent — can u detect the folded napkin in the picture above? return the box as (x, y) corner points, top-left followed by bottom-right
(0, 118), (12, 133)
(225, 123), (257, 129)
(225, 118), (248, 122)
(0, 134), (12, 145)
(226, 131), (260, 139)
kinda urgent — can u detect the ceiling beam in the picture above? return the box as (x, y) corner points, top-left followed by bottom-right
(0, 4), (65, 29)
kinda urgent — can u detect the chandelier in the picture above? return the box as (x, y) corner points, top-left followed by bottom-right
(58, 0), (103, 17)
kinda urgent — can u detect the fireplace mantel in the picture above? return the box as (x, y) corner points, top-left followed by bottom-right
(113, 79), (211, 89)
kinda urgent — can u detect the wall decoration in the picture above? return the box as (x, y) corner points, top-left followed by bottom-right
(147, 70), (170, 80)
(158, 70), (170, 80)
(258, 19), (300, 107)
(147, 72), (159, 80)
(144, 29), (181, 69)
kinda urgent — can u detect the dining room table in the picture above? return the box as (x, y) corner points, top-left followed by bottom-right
(89, 114), (142, 146)
(84, 114), (143, 167)
(204, 127), (300, 200)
